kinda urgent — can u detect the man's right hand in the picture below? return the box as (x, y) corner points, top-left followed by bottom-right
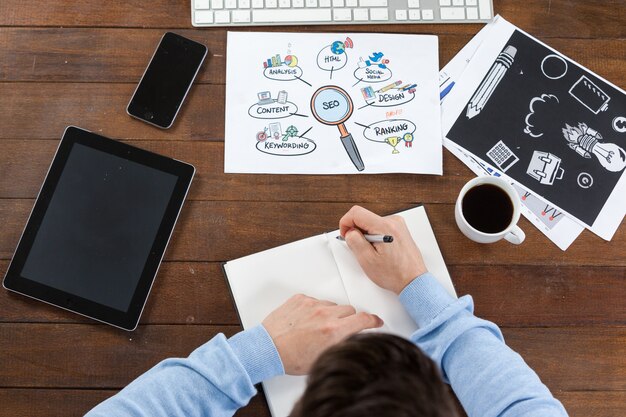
(339, 205), (428, 294)
(262, 294), (383, 375)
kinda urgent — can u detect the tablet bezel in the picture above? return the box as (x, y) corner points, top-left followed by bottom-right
(3, 126), (195, 331)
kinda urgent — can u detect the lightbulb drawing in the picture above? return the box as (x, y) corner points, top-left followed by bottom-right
(311, 85), (364, 171)
(562, 122), (626, 172)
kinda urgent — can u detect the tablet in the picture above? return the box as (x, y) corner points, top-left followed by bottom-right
(3, 126), (194, 330)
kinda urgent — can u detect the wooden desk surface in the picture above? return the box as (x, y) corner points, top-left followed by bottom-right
(0, 1), (624, 416)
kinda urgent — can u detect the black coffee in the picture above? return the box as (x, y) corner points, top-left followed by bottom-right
(462, 184), (513, 234)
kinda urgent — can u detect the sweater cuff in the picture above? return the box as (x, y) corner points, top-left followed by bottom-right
(399, 272), (457, 328)
(228, 325), (285, 385)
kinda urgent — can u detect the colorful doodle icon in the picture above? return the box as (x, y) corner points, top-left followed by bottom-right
(310, 85), (364, 171)
(256, 122), (283, 142)
(562, 122), (626, 172)
(317, 38), (353, 78)
(257, 91), (274, 105)
(353, 52), (393, 86)
(358, 52), (389, 69)
(262, 54), (298, 68)
(360, 119), (417, 154)
(358, 81), (416, 109)
(526, 150), (564, 186)
(262, 53), (310, 85)
(249, 91), (303, 120)
(385, 136), (400, 154)
(255, 127), (317, 157)
(282, 125), (299, 141)
(403, 133), (414, 147)
(330, 37), (353, 55)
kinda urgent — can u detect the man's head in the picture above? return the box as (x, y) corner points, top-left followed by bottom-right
(290, 333), (459, 417)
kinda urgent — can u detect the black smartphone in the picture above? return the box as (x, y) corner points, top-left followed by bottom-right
(127, 32), (207, 129)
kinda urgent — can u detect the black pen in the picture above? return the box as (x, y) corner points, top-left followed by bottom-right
(336, 234), (394, 243)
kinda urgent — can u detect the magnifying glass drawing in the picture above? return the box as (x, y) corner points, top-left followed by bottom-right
(310, 85), (365, 171)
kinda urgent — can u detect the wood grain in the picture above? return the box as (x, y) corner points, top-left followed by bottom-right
(0, 28), (623, 85)
(556, 391), (626, 417)
(1, 199), (624, 265)
(1, 261), (624, 326)
(0, 83), (220, 141)
(0, 140), (472, 202)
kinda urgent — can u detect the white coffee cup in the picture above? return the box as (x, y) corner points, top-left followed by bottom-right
(455, 176), (526, 245)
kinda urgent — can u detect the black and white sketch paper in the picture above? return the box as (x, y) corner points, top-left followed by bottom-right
(442, 17), (626, 240)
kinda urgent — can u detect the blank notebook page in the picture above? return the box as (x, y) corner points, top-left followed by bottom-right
(223, 234), (349, 417)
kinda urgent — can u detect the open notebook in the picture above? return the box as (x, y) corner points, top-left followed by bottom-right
(223, 205), (456, 417)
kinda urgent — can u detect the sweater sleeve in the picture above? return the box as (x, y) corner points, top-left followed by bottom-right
(84, 325), (284, 417)
(399, 273), (568, 417)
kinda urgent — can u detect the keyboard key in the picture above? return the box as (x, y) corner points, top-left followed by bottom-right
(293, 0), (305, 7)
(439, 0), (450, 5)
(225, 0), (237, 8)
(407, 0), (419, 7)
(239, 0), (250, 7)
(452, 0), (464, 5)
(408, 8), (420, 19)
(252, 0), (264, 7)
(215, 10), (230, 22)
(370, 8), (388, 20)
(306, 0), (318, 6)
(232, 9), (251, 21)
(195, 0), (211, 9)
(195, 10), (214, 22)
(333, 0), (344, 6)
(279, 0), (290, 7)
(466, 6), (477, 19)
(253, 8), (332, 21)
(353, 8), (368, 20)
(478, 0), (491, 18)
(466, 0), (476, 4)
(346, 0), (358, 7)
(395, 9), (407, 20)
(320, 0), (331, 6)
(266, 0), (277, 7)
(421, 9), (433, 19)
(360, 0), (387, 6)
(334, 8), (352, 20)
(440, 7), (464, 19)
(212, 0), (224, 8)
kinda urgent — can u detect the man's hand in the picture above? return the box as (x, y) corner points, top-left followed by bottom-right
(262, 294), (383, 375)
(339, 205), (428, 294)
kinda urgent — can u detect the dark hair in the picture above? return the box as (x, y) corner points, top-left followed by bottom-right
(290, 333), (459, 417)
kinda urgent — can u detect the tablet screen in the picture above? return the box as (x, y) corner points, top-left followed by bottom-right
(21, 143), (177, 312)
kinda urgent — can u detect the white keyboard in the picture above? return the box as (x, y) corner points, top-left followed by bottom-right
(191, 0), (493, 26)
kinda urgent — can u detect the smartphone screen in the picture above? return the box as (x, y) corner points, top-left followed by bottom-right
(127, 32), (207, 129)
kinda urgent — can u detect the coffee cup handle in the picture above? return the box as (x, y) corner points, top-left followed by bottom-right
(504, 225), (525, 245)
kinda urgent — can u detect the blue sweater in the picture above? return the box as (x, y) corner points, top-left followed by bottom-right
(86, 273), (568, 417)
